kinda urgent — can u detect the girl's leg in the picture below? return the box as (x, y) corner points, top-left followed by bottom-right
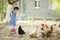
(9, 25), (16, 34)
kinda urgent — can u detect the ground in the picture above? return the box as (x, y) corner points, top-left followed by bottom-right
(0, 25), (60, 40)
(0, 21), (60, 40)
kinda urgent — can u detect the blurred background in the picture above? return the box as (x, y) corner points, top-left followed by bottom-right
(0, 0), (60, 22)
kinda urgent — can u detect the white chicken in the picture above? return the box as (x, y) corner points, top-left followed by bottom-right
(29, 26), (38, 38)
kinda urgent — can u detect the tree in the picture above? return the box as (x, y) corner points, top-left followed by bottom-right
(0, 0), (8, 21)
(8, 0), (19, 5)
(6, 0), (19, 22)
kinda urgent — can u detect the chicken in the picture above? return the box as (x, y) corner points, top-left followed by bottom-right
(18, 26), (25, 35)
(46, 25), (53, 37)
(29, 26), (38, 38)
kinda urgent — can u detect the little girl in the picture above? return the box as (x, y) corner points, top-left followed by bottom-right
(9, 7), (19, 34)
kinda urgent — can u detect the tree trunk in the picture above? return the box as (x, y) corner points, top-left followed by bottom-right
(6, 0), (19, 22)
(1, 0), (3, 21)
(6, 4), (13, 22)
(8, 0), (19, 5)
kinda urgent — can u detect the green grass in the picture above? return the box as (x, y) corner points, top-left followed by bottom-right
(21, 18), (60, 21)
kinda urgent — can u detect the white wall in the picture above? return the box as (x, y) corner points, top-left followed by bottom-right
(26, 0), (60, 19)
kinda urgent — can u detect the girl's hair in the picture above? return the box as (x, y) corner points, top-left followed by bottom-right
(14, 7), (19, 10)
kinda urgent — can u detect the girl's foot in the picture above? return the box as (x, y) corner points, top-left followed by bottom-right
(9, 28), (16, 35)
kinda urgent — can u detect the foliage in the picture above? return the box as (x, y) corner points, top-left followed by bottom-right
(50, 0), (60, 14)
(0, 0), (8, 13)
